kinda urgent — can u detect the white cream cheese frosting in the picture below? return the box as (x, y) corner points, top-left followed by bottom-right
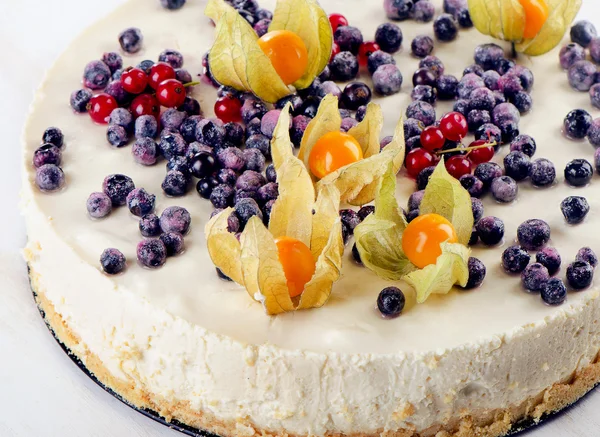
(21, 0), (600, 435)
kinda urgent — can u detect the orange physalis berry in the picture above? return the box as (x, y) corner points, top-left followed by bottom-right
(519, 0), (549, 39)
(275, 236), (316, 298)
(258, 30), (309, 86)
(308, 131), (364, 179)
(402, 213), (458, 269)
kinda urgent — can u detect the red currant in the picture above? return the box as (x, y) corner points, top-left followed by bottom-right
(214, 95), (243, 123)
(130, 94), (160, 119)
(148, 62), (176, 89)
(329, 13), (349, 33)
(420, 126), (445, 152)
(358, 41), (381, 66)
(330, 42), (341, 62)
(405, 148), (435, 178)
(467, 140), (495, 164)
(445, 155), (472, 179)
(120, 68), (148, 94)
(439, 112), (468, 142)
(156, 79), (187, 108)
(88, 93), (117, 124)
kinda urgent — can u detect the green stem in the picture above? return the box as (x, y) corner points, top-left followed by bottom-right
(436, 141), (497, 156)
(183, 81), (200, 87)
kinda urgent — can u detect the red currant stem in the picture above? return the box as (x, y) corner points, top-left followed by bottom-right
(436, 141), (497, 155)
(183, 81), (200, 87)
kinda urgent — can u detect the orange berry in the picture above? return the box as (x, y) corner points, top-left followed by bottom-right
(519, 0), (549, 39)
(275, 236), (316, 298)
(308, 131), (364, 179)
(258, 30), (309, 86)
(402, 213), (458, 269)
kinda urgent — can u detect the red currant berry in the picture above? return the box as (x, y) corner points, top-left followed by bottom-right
(445, 155), (472, 179)
(130, 94), (160, 119)
(120, 68), (148, 94)
(329, 13), (349, 33)
(467, 140), (495, 164)
(439, 112), (468, 142)
(330, 42), (341, 62)
(214, 95), (243, 123)
(88, 93), (118, 124)
(420, 126), (445, 152)
(358, 41), (381, 66)
(148, 62), (176, 90)
(405, 148), (435, 178)
(156, 79), (187, 108)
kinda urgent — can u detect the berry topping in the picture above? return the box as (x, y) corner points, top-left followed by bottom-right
(564, 159), (593, 187)
(160, 206), (191, 235)
(491, 175), (518, 203)
(377, 287), (405, 318)
(571, 20), (597, 48)
(137, 239), (167, 269)
(517, 219), (551, 251)
(563, 109), (592, 139)
(132, 138), (159, 166)
(476, 216), (504, 246)
(529, 158), (556, 187)
(375, 23), (403, 53)
(566, 261), (594, 290)
(118, 28), (143, 54)
(536, 247), (562, 275)
(86, 192), (112, 219)
(560, 196), (590, 224)
(100, 248), (127, 275)
(402, 213), (458, 268)
(434, 14), (458, 42)
(126, 188), (156, 217)
(70, 89), (93, 113)
(541, 278), (567, 305)
(160, 232), (185, 256)
(35, 164), (65, 192)
(33, 144), (62, 168)
(576, 247), (598, 268)
(464, 257), (486, 289)
(522, 263), (550, 292)
(274, 236), (316, 298)
(502, 245), (531, 273)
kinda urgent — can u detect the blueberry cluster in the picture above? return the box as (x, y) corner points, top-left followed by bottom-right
(558, 21), (600, 97)
(221, 0), (273, 35)
(563, 108), (600, 153)
(33, 127), (66, 192)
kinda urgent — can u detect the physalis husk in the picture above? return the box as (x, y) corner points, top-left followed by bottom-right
(468, 0), (582, 56)
(296, 94), (406, 206)
(205, 0), (332, 103)
(354, 160), (473, 304)
(205, 104), (344, 315)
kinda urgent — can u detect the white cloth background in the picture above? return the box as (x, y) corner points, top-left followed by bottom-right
(1, 0), (599, 435)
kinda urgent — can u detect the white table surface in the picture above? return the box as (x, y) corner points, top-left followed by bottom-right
(1, 0), (600, 436)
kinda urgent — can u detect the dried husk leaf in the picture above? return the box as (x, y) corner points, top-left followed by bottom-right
(204, 208), (243, 285)
(516, 0), (582, 56)
(346, 103), (383, 159)
(241, 217), (295, 315)
(270, 103), (295, 170)
(269, 0), (332, 90)
(310, 183), (342, 261)
(500, 0), (526, 41)
(354, 163), (415, 280)
(468, 0), (505, 39)
(419, 160), (474, 245)
(297, 94), (342, 165)
(403, 243), (470, 304)
(205, 0), (291, 103)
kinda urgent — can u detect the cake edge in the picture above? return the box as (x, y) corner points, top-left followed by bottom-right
(28, 264), (600, 437)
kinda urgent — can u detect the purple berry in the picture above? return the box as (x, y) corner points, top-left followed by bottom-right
(109, 108), (133, 132)
(504, 151), (531, 181)
(411, 35), (434, 58)
(459, 174), (484, 198)
(577, 247), (598, 268)
(457, 9), (473, 28)
(126, 188), (156, 217)
(275, 94), (304, 113)
(406, 101), (436, 126)
(510, 135), (536, 157)
(160, 232), (185, 256)
(411, 85), (436, 104)
(106, 125), (129, 148)
(416, 165), (436, 190)
(522, 263), (549, 292)
(463, 257), (486, 289)
(137, 239), (167, 268)
(341, 82), (372, 110)
(217, 147), (246, 172)
(331, 51), (360, 82)
(384, 0), (414, 21)
(160, 0), (186, 10)
(474, 43), (504, 70)
(159, 132), (187, 160)
(139, 214), (162, 237)
(100, 248), (127, 274)
(530, 158), (556, 187)
(541, 278), (567, 305)
(367, 50), (395, 75)
(254, 18), (271, 37)
(358, 205), (375, 221)
(241, 99), (268, 123)
(433, 14), (458, 42)
(70, 89), (93, 113)
(568, 60), (597, 91)
(260, 110), (282, 139)
(103, 174), (134, 206)
(135, 115), (158, 139)
(419, 56), (445, 77)
(33, 144), (61, 168)
(471, 197), (484, 222)
(492, 102), (520, 126)
(404, 118), (424, 138)
(131, 138), (158, 166)
(412, 0), (435, 22)
(101, 52), (123, 73)
(564, 158), (593, 186)
(491, 176), (518, 203)
(83, 60), (111, 90)
(561, 196), (590, 224)
(87, 192), (112, 219)
(334, 26), (364, 54)
(502, 245), (531, 273)
(158, 49), (184, 69)
(290, 115), (310, 148)
(590, 38), (600, 64)
(195, 119), (225, 149)
(160, 206), (191, 235)
(413, 67), (437, 87)
(517, 219), (551, 251)
(463, 64), (484, 77)
(559, 43), (586, 69)
(467, 109), (491, 132)
(245, 134), (271, 158)
(236, 170), (265, 192)
(482, 70), (501, 90)
(571, 20), (597, 48)
(512, 91), (533, 114)
(162, 171), (189, 197)
(469, 87), (495, 111)
(407, 190), (424, 211)
(476, 216), (504, 246)
(235, 198), (263, 228)
(564, 109), (593, 139)
(457, 73), (485, 99)
(257, 182), (279, 204)
(437, 74), (459, 99)
(341, 117), (358, 132)
(137, 59), (154, 74)
(375, 22), (403, 53)
(474, 161), (503, 188)
(317, 81), (342, 99)
(567, 261), (594, 290)
(536, 247), (562, 275)
(376, 286), (405, 317)
(243, 148), (266, 172)
(161, 109), (187, 131)
(42, 127), (63, 148)
(105, 80), (131, 106)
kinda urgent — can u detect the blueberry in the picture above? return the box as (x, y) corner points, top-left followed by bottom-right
(469, 87), (495, 112)
(158, 48), (184, 69)
(107, 108), (132, 133)
(187, 152), (216, 179)
(564, 109), (592, 139)
(241, 99), (268, 123)
(139, 214), (162, 237)
(375, 22), (403, 53)
(590, 85), (600, 111)
(160, 0), (186, 9)
(159, 132), (187, 160)
(106, 125), (128, 148)
(496, 58), (516, 75)
(384, 0), (414, 21)
(334, 26), (364, 54)
(443, 0), (467, 15)
(498, 73), (523, 99)
(377, 287), (405, 317)
(468, 198), (483, 223)
(100, 248), (126, 275)
(567, 261), (594, 290)
(245, 135), (271, 160)
(216, 267), (233, 281)
(405, 136), (422, 152)
(33, 144), (62, 168)
(40, 128), (63, 150)
(502, 245), (531, 273)
(595, 148), (600, 173)
(453, 99), (471, 117)
(316, 81), (341, 100)
(411, 35), (434, 58)
(161, 109), (187, 131)
(509, 65), (535, 91)
(467, 109), (491, 132)
(299, 97), (321, 118)
(102, 174), (134, 206)
(358, 205), (375, 221)
(492, 102), (520, 127)
(130, 138), (157, 166)
(559, 43), (586, 69)
(434, 14), (458, 42)
(437, 74), (459, 100)
(177, 117), (200, 143)
(517, 219), (551, 251)
(318, 66), (331, 82)
(509, 135), (535, 157)
(226, 212), (241, 233)
(275, 94), (303, 114)
(571, 20), (597, 48)
(568, 61), (597, 91)
(243, 148), (266, 172)
(137, 239), (167, 268)
(474, 162), (503, 188)
(339, 209), (360, 234)
(367, 50), (395, 75)
(101, 52), (123, 73)
(474, 43), (505, 70)
(257, 110), (282, 139)
(459, 174), (484, 198)
(162, 170), (189, 197)
(491, 176), (518, 203)
(159, 206), (191, 235)
(256, 182), (278, 205)
(373, 65), (403, 96)
(235, 198), (263, 228)
(413, 67), (437, 87)
(463, 64), (484, 77)
(521, 263), (550, 292)
(536, 247), (562, 275)
(86, 192), (112, 219)
(298, 78), (321, 99)
(419, 56), (445, 77)
(463, 257), (486, 289)
(265, 164), (277, 184)
(136, 59), (155, 74)
(406, 101), (436, 126)
(457, 73), (485, 100)
(167, 156), (191, 177)
(404, 118), (424, 139)
(406, 209), (420, 223)
(408, 190), (424, 211)
(340, 82), (372, 110)
(541, 278), (567, 305)
(125, 188), (155, 217)
(457, 9), (473, 27)
(341, 117), (358, 132)
(105, 80), (131, 106)
(196, 177), (219, 199)
(195, 119), (225, 149)
(476, 216), (504, 246)
(217, 147), (246, 172)
(132, 115), (157, 140)
(469, 227), (479, 245)
(561, 196), (590, 224)
(512, 91), (533, 114)
(503, 151), (531, 182)
(178, 96), (201, 117)
(236, 170), (265, 192)
(493, 91), (507, 105)
(118, 27), (143, 53)
(529, 158), (556, 187)
(351, 243), (363, 264)
(576, 247), (598, 268)
(160, 232), (185, 257)
(355, 106), (367, 123)
(590, 38), (600, 64)
(83, 60), (111, 90)
(416, 166), (436, 190)
(412, 0), (435, 22)
(564, 159), (593, 187)
(482, 70), (501, 91)
(70, 89), (93, 113)
(246, 119), (263, 139)
(254, 18), (271, 37)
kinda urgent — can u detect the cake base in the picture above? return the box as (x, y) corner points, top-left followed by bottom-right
(29, 266), (600, 437)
